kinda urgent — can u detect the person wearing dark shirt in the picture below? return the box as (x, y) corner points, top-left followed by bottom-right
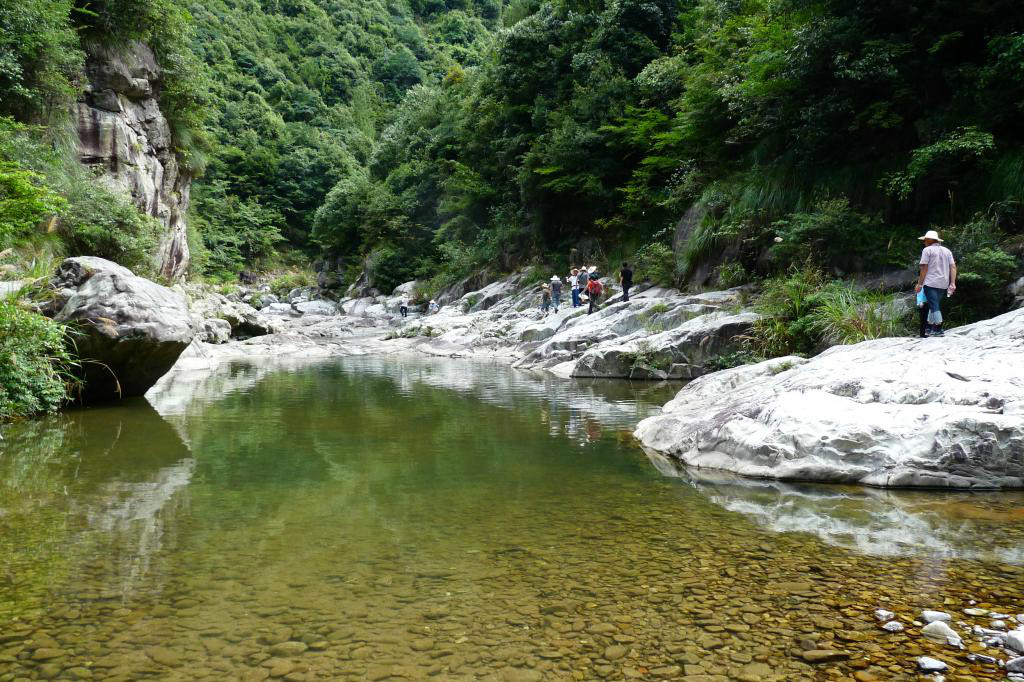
(619, 262), (633, 302)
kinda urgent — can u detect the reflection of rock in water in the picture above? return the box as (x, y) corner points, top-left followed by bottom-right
(647, 451), (1024, 564)
(0, 400), (194, 599)
(150, 355), (674, 447)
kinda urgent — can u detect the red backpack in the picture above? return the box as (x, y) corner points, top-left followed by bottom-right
(588, 279), (603, 297)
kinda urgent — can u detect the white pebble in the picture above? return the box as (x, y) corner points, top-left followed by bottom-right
(917, 656), (948, 672)
(922, 610), (952, 624)
(874, 609), (894, 622)
(882, 621), (904, 632)
(921, 621), (962, 647)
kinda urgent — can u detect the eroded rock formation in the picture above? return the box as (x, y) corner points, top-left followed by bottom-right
(635, 310), (1024, 488)
(75, 43), (190, 279)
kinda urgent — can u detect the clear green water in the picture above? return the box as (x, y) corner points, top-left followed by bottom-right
(1, 357), (1022, 682)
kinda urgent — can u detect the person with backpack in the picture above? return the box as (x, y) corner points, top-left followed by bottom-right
(549, 275), (562, 312)
(619, 262), (633, 302)
(399, 299), (409, 318)
(586, 273), (603, 314)
(540, 284), (552, 314)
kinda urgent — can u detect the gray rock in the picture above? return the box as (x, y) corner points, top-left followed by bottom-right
(874, 609), (894, 621)
(199, 318), (231, 344)
(76, 43), (190, 280)
(921, 620), (961, 646)
(916, 656), (948, 672)
(881, 621), (904, 632)
(922, 611), (952, 624)
(1007, 656), (1024, 673)
(1008, 629), (1024, 653)
(636, 308), (1024, 488)
(293, 300), (338, 316)
(48, 257), (194, 400)
(0, 279), (25, 298)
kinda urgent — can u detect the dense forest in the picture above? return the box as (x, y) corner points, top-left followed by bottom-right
(2, 0), (1024, 417)
(3, 0), (1023, 292)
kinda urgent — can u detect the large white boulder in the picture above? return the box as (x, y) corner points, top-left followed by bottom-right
(635, 309), (1024, 488)
(47, 257), (195, 400)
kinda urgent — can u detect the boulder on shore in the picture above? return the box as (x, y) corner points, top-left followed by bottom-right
(47, 257), (195, 401)
(635, 308), (1024, 488)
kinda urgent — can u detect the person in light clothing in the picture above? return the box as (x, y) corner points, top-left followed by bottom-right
(915, 230), (957, 337)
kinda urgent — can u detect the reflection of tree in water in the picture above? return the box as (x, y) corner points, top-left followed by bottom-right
(0, 401), (193, 618)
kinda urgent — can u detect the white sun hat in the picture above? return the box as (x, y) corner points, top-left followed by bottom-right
(550, 275), (559, 281)
(918, 230), (943, 242)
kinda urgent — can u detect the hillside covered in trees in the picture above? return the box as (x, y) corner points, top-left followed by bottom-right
(1, 0), (1023, 303)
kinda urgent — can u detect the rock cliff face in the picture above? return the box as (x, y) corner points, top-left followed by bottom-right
(75, 43), (190, 279)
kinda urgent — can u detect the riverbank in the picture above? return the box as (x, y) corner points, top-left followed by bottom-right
(170, 269), (1024, 491)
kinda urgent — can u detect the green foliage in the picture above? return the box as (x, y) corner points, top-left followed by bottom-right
(269, 270), (314, 298)
(770, 198), (888, 272)
(191, 180), (284, 279)
(0, 301), (78, 421)
(0, 162), (66, 248)
(0, 0), (83, 124)
(633, 242), (676, 286)
(190, 0), (503, 278)
(750, 267), (910, 357)
(941, 214), (1022, 319)
(717, 262), (750, 288)
(0, 118), (162, 273)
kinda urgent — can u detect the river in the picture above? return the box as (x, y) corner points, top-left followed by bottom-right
(0, 357), (1022, 681)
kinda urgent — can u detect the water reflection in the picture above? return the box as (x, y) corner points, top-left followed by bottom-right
(647, 450), (1024, 564)
(0, 401), (193, 614)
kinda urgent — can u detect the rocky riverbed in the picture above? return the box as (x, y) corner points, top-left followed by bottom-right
(177, 271), (760, 382)
(3, 357), (1024, 682)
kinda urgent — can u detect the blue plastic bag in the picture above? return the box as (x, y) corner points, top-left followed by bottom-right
(916, 289), (927, 308)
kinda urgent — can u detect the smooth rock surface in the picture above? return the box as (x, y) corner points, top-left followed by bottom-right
(47, 257), (194, 400)
(636, 308), (1024, 488)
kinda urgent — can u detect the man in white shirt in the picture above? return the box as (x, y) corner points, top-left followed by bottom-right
(914, 230), (957, 337)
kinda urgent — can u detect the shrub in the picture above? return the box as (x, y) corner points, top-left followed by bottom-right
(633, 242), (676, 286)
(717, 262), (750, 288)
(769, 197), (886, 272)
(270, 271), (314, 297)
(0, 302), (78, 421)
(750, 266), (910, 356)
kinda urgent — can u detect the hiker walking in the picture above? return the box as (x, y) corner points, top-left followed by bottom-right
(585, 269), (603, 315)
(915, 230), (957, 337)
(549, 276), (562, 312)
(399, 299), (409, 318)
(619, 262), (633, 302)
(428, 299), (440, 314)
(540, 284), (552, 314)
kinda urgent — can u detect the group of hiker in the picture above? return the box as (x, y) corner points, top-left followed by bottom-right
(396, 231), (953, 338)
(540, 262), (633, 315)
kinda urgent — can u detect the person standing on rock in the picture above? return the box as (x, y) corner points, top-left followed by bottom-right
(429, 299), (439, 314)
(549, 276), (562, 312)
(540, 284), (552, 314)
(586, 273), (603, 315)
(915, 230), (957, 337)
(399, 299), (409, 318)
(568, 268), (580, 308)
(619, 262), (633, 302)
